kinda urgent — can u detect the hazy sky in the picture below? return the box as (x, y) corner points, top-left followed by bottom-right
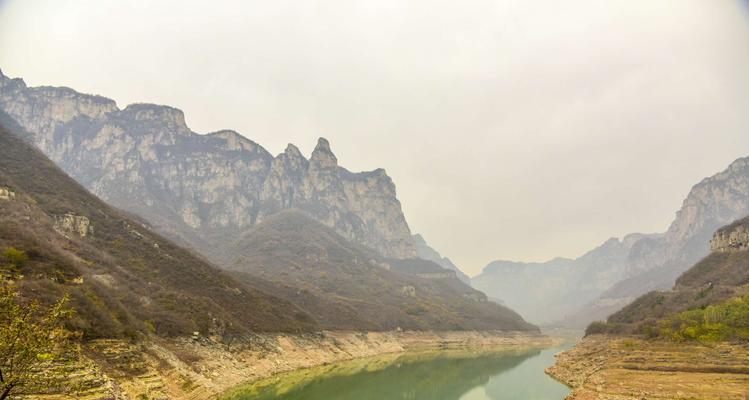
(1, 0), (749, 275)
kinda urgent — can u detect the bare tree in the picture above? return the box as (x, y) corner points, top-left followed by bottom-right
(0, 285), (74, 399)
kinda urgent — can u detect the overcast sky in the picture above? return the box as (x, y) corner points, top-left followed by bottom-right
(1, 0), (748, 275)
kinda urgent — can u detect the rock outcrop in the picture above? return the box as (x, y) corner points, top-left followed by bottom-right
(0, 69), (416, 260)
(53, 213), (93, 238)
(710, 216), (749, 253)
(0, 186), (14, 200)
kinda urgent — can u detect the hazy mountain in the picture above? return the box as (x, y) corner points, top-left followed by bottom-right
(226, 210), (537, 332)
(571, 156), (749, 326)
(412, 233), (471, 284)
(0, 115), (316, 339)
(475, 156), (749, 327)
(0, 69), (416, 262)
(590, 215), (749, 334)
(472, 233), (660, 325)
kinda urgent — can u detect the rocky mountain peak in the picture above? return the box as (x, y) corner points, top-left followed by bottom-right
(209, 130), (266, 154)
(310, 137), (337, 168)
(121, 103), (188, 132)
(0, 72), (418, 259)
(284, 143), (303, 158)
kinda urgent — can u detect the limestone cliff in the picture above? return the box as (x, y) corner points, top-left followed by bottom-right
(710, 216), (749, 253)
(0, 69), (416, 260)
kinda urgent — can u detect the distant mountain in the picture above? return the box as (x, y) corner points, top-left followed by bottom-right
(472, 234), (659, 325)
(571, 156), (749, 326)
(412, 234), (471, 284)
(475, 156), (749, 327)
(0, 69), (416, 261)
(0, 114), (315, 339)
(591, 215), (749, 335)
(226, 210), (537, 332)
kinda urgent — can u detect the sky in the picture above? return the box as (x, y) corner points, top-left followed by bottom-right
(1, 0), (749, 276)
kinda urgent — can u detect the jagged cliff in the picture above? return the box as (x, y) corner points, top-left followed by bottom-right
(710, 215), (749, 253)
(0, 69), (416, 260)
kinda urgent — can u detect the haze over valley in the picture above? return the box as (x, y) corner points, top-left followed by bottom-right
(1, 1), (749, 399)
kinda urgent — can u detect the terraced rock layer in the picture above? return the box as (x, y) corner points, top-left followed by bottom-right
(547, 335), (749, 400)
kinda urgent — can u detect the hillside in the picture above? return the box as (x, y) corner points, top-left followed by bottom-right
(588, 215), (749, 338)
(412, 233), (471, 284)
(0, 115), (316, 339)
(226, 210), (537, 332)
(550, 217), (749, 400)
(476, 155), (749, 328)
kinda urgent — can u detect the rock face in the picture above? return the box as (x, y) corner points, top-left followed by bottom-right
(710, 216), (749, 253)
(412, 234), (471, 284)
(53, 213), (93, 238)
(0, 70), (416, 260)
(0, 186), (14, 200)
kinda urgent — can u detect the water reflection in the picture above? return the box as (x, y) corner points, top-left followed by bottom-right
(222, 345), (570, 400)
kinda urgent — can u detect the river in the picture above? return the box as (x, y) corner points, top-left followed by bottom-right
(221, 344), (571, 400)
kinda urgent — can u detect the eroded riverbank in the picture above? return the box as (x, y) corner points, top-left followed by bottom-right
(547, 335), (749, 400)
(40, 330), (558, 399)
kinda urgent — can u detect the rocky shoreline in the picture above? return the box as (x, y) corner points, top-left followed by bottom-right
(38, 330), (556, 400)
(547, 335), (749, 400)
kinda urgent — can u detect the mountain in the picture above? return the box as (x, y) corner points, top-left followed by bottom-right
(0, 69), (416, 262)
(573, 156), (749, 326)
(0, 115), (316, 339)
(412, 233), (471, 284)
(472, 234), (660, 325)
(475, 156), (749, 327)
(589, 215), (749, 336)
(226, 210), (537, 332)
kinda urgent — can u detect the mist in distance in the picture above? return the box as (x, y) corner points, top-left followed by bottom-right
(2, 0), (748, 274)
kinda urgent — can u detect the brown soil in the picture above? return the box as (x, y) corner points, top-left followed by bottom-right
(547, 335), (749, 400)
(35, 330), (555, 400)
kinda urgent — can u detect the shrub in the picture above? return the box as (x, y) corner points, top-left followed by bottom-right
(658, 293), (749, 343)
(3, 247), (28, 267)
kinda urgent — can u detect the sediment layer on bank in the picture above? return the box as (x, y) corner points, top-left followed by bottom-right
(36, 330), (554, 400)
(547, 335), (749, 400)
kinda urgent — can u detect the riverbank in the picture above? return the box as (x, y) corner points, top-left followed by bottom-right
(42, 330), (557, 400)
(546, 334), (749, 400)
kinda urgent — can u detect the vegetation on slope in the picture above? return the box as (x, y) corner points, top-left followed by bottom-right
(586, 217), (749, 343)
(228, 210), (537, 332)
(0, 117), (316, 340)
(0, 285), (74, 399)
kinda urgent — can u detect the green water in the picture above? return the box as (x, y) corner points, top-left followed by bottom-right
(222, 345), (571, 400)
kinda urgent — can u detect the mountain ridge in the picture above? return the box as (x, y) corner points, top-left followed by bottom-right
(0, 114), (317, 338)
(475, 155), (749, 327)
(0, 69), (417, 263)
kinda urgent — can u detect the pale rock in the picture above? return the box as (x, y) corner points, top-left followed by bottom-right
(53, 213), (93, 238)
(0, 70), (417, 260)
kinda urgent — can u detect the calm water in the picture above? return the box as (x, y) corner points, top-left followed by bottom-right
(222, 345), (571, 400)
